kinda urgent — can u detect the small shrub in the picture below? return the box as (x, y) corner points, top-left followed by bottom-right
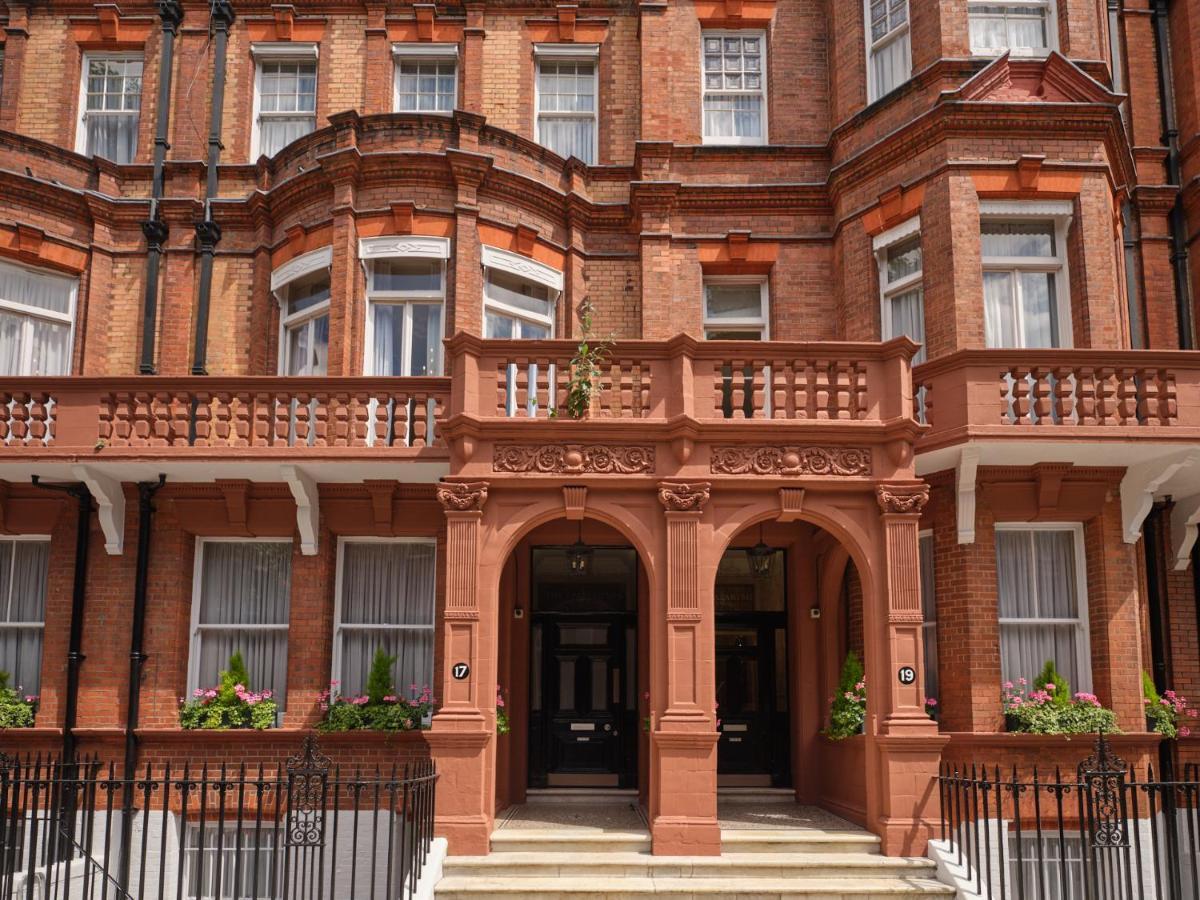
(1143, 671), (1198, 738)
(318, 648), (434, 733)
(1002, 663), (1119, 735)
(179, 652), (278, 730)
(826, 651), (866, 740)
(496, 685), (510, 735)
(0, 672), (36, 729)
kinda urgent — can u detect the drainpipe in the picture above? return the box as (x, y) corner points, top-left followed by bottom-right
(138, 0), (184, 374)
(191, 0), (235, 375)
(1150, 0), (1195, 349)
(29, 478), (93, 766)
(117, 475), (166, 893)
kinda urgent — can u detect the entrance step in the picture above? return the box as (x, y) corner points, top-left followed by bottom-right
(720, 829), (883, 854)
(489, 829), (653, 854)
(435, 874), (954, 897)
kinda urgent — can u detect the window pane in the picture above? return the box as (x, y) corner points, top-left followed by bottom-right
(703, 94), (762, 139)
(705, 283), (762, 320)
(981, 222), (1055, 258)
(258, 116), (315, 157)
(0, 541), (50, 694)
(409, 303), (442, 376)
(1019, 271), (1058, 347)
(983, 271), (1017, 348)
(888, 288), (925, 362)
(83, 56), (141, 162)
(486, 270), (553, 317)
(370, 259), (441, 294)
(395, 58), (456, 112)
(371, 303), (405, 376)
(870, 27), (910, 97)
(339, 628), (433, 696)
(886, 237), (922, 283)
(28, 319), (71, 376)
(285, 271), (330, 316)
(538, 116), (595, 163)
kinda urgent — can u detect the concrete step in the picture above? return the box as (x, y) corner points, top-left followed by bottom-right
(719, 829), (883, 854)
(443, 850), (939, 880)
(489, 829), (653, 854)
(435, 874), (955, 898)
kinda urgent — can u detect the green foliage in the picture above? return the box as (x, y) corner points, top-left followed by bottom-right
(179, 653), (278, 731)
(1034, 660), (1071, 709)
(1002, 662), (1119, 735)
(1143, 671), (1197, 738)
(496, 685), (510, 735)
(564, 301), (613, 419)
(826, 652), (867, 740)
(365, 648), (398, 706)
(0, 671), (36, 729)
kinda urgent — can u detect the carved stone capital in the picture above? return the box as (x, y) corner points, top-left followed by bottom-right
(876, 484), (930, 515)
(493, 444), (655, 475)
(710, 446), (872, 477)
(657, 482), (710, 512)
(436, 480), (489, 512)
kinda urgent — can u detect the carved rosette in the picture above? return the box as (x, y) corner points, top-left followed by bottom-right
(493, 444), (655, 475)
(657, 482), (711, 512)
(876, 484), (930, 515)
(710, 446), (872, 477)
(436, 480), (489, 512)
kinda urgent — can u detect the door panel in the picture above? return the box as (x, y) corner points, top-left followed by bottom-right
(716, 621), (790, 785)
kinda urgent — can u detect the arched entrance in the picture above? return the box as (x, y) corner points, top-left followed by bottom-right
(494, 518), (650, 810)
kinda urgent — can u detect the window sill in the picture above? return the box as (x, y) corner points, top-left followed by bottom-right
(134, 727), (429, 745)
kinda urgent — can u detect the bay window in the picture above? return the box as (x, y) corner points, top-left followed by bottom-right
(702, 31), (767, 145)
(360, 236), (449, 377)
(0, 258), (76, 376)
(272, 248), (331, 376)
(995, 525), (1090, 692)
(333, 540), (436, 696)
(969, 0), (1056, 56)
(393, 45), (457, 113)
(78, 54), (142, 163)
(866, 0), (911, 101)
(189, 539), (292, 708)
(982, 215), (1071, 349)
(535, 45), (598, 164)
(0, 538), (50, 696)
(252, 45), (318, 159)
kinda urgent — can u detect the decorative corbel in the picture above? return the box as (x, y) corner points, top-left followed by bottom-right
(390, 201), (415, 234)
(281, 465), (319, 555)
(726, 230), (750, 261)
(96, 4), (121, 41)
(363, 480), (397, 529)
(414, 3), (435, 40)
(563, 485), (587, 520)
(556, 4), (577, 40)
(515, 224), (538, 257)
(271, 3), (295, 39)
(215, 479), (249, 529)
(657, 482), (710, 512)
(778, 487), (805, 523)
(1017, 154), (1045, 190)
(16, 225), (44, 259)
(1170, 495), (1200, 571)
(1033, 462), (1072, 514)
(956, 446), (980, 544)
(70, 465), (125, 554)
(878, 186), (904, 227)
(1120, 449), (1200, 544)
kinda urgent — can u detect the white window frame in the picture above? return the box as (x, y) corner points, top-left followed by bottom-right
(994, 522), (1091, 692)
(187, 537), (293, 705)
(874, 216), (925, 363)
(700, 29), (768, 146)
(0, 257), (78, 376)
(183, 823), (280, 900)
(481, 244), (563, 338)
(250, 43), (319, 160)
(0, 535), (51, 696)
(533, 43), (599, 165)
(392, 43), (458, 114)
(359, 237), (449, 377)
(980, 201), (1073, 350)
(75, 51), (144, 160)
(968, 0), (1059, 58)
(918, 530), (936, 700)
(272, 246), (332, 376)
(864, 0), (911, 102)
(702, 276), (770, 339)
(331, 536), (438, 696)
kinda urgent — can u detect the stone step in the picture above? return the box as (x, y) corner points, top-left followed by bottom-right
(719, 829), (882, 854)
(490, 829), (653, 854)
(444, 850), (939, 880)
(435, 874), (955, 898)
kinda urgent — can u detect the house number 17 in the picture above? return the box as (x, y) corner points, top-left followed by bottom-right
(452, 662), (470, 680)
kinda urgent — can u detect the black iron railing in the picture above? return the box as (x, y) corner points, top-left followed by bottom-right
(937, 733), (1199, 899)
(0, 735), (438, 900)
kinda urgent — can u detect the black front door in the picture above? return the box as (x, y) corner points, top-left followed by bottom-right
(715, 548), (790, 786)
(529, 548), (638, 788)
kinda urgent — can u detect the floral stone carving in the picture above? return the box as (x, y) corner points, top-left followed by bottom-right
(493, 444), (655, 474)
(658, 482), (711, 511)
(875, 485), (930, 514)
(436, 480), (489, 511)
(710, 446), (871, 477)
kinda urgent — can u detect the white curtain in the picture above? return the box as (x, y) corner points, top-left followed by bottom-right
(410, 304), (442, 376)
(888, 287), (926, 364)
(970, 8), (1048, 52)
(871, 32), (910, 98)
(0, 260), (74, 315)
(703, 94), (762, 139)
(259, 116), (315, 158)
(919, 535), (937, 699)
(196, 542), (291, 704)
(1019, 271), (1057, 347)
(371, 303), (404, 376)
(0, 261), (75, 376)
(996, 530), (1087, 690)
(983, 271), (1017, 348)
(538, 117), (595, 163)
(85, 114), (139, 163)
(0, 541), (49, 693)
(338, 542), (436, 696)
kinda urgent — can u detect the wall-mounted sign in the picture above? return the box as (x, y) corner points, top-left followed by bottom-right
(452, 662), (470, 680)
(897, 666), (916, 685)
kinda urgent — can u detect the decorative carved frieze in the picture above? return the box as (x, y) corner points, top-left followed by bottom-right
(436, 480), (489, 512)
(710, 446), (871, 477)
(493, 444), (655, 475)
(876, 484), (930, 515)
(658, 482), (710, 512)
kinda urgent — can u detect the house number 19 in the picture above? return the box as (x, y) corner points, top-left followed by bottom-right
(897, 666), (916, 685)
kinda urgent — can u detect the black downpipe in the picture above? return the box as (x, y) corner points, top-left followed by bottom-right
(191, 0), (236, 375)
(29, 477), (92, 765)
(117, 475), (166, 893)
(138, 0), (184, 374)
(1151, 0), (1195, 349)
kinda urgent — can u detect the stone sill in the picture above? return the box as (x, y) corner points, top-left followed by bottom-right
(133, 727), (428, 745)
(0, 726), (63, 738)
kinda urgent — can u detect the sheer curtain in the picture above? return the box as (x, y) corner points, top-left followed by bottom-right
(537, 60), (595, 163)
(996, 529), (1087, 690)
(260, 117), (315, 157)
(86, 115), (139, 164)
(338, 542), (436, 696)
(919, 535), (937, 699)
(871, 32), (910, 98)
(195, 542), (292, 706)
(703, 95), (762, 140)
(0, 261), (74, 377)
(0, 541), (50, 694)
(889, 288), (926, 364)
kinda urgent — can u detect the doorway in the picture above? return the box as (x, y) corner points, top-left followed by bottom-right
(715, 548), (790, 787)
(528, 547), (638, 789)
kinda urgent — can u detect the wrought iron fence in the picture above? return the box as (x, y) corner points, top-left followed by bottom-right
(0, 735), (438, 900)
(937, 733), (1200, 899)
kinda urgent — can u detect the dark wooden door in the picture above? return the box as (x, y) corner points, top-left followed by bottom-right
(716, 621), (789, 785)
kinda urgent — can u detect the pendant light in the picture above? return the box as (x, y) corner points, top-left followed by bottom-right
(748, 523), (773, 578)
(567, 521), (592, 576)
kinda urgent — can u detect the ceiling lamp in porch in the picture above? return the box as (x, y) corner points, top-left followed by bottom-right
(567, 522), (593, 576)
(748, 524), (773, 578)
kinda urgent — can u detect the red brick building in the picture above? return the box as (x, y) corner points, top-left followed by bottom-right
(0, 0), (1199, 866)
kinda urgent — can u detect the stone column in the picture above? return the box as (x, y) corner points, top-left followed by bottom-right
(426, 480), (493, 855)
(447, 145), (491, 335)
(868, 484), (946, 856)
(649, 482), (719, 855)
